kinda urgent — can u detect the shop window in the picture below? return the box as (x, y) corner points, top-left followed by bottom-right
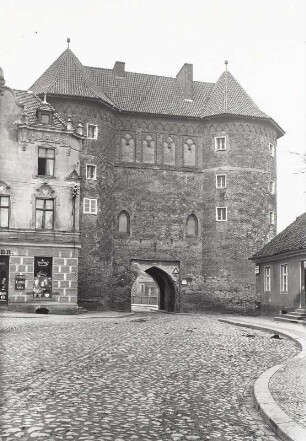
(87, 124), (98, 139)
(215, 136), (226, 151)
(0, 196), (9, 228)
(264, 266), (271, 292)
(38, 148), (55, 176)
(118, 210), (130, 234)
(216, 174), (226, 189)
(186, 214), (198, 236)
(33, 257), (53, 298)
(36, 198), (54, 230)
(86, 164), (97, 180)
(280, 264), (288, 293)
(216, 207), (227, 221)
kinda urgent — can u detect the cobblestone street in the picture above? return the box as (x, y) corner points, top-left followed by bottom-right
(0, 313), (299, 440)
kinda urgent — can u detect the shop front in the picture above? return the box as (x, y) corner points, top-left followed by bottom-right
(2, 245), (80, 314)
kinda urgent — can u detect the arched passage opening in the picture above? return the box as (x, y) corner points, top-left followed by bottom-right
(131, 265), (177, 312)
(146, 267), (176, 312)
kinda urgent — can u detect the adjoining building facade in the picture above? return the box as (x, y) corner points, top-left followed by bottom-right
(250, 212), (306, 314)
(1, 46), (285, 313)
(0, 68), (85, 313)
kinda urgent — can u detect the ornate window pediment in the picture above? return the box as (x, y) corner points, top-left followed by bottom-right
(36, 184), (55, 198)
(0, 182), (11, 195)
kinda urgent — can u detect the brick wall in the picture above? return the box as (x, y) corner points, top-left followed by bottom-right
(48, 98), (116, 308)
(45, 101), (278, 313)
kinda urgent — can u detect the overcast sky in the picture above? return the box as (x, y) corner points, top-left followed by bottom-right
(1, 0), (305, 232)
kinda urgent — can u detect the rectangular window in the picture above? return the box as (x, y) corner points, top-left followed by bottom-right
(264, 266), (271, 292)
(269, 143), (275, 157)
(38, 148), (55, 176)
(280, 264), (288, 293)
(215, 136), (226, 151)
(268, 181), (275, 194)
(0, 196), (9, 228)
(83, 198), (97, 214)
(269, 211), (275, 225)
(216, 207), (227, 221)
(36, 198), (54, 230)
(87, 124), (98, 139)
(33, 257), (53, 298)
(41, 113), (51, 124)
(216, 174), (226, 189)
(86, 164), (97, 180)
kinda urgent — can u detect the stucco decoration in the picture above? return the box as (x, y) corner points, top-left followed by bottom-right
(0, 182), (11, 194)
(36, 184), (55, 197)
(66, 168), (81, 181)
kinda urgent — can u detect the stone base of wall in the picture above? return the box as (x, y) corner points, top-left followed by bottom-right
(8, 302), (78, 315)
(180, 290), (260, 315)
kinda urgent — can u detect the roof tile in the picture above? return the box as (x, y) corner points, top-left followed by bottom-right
(252, 212), (306, 259)
(29, 48), (282, 132)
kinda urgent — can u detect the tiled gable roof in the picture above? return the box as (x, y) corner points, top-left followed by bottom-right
(88, 66), (214, 117)
(30, 49), (116, 108)
(13, 89), (67, 128)
(252, 212), (306, 260)
(29, 48), (283, 134)
(201, 70), (268, 118)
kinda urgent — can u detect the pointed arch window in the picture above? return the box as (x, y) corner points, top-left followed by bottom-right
(163, 136), (176, 165)
(142, 134), (156, 163)
(186, 214), (198, 237)
(118, 210), (130, 234)
(121, 133), (135, 162)
(183, 138), (196, 167)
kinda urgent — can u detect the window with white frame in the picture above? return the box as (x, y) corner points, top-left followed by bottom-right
(269, 143), (275, 157)
(86, 164), (97, 180)
(215, 136), (226, 151)
(268, 181), (275, 194)
(216, 174), (226, 189)
(83, 198), (97, 214)
(216, 207), (227, 221)
(38, 147), (55, 176)
(269, 211), (275, 225)
(264, 266), (271, 292)
(87, 124), (98, 139)
(280, 264), (288, 293)
(0, 196), (10, 228)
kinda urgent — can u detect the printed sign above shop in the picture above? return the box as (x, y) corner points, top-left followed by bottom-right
(15, 275), (25, 291)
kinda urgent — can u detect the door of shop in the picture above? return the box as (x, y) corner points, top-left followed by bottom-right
(0, 255), (9, 305)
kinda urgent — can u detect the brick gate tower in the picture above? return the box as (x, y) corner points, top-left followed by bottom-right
(29, 46), (284, 313)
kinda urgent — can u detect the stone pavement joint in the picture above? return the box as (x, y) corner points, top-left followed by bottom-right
(219, 317), (306, 441)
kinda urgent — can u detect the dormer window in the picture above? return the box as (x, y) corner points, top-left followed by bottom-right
(41, 113), (51, 124)
(37, 103), (53, 125)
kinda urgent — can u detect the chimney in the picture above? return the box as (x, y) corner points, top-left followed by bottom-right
(113, 61), (125, 78)
(176, 63), (193, 100)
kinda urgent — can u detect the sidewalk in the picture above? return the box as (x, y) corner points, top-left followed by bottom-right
(219, 316), (306, 441)
(0, 309), (135, 319)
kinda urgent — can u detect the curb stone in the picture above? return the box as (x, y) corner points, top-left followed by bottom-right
(219, 318), (306, 441)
